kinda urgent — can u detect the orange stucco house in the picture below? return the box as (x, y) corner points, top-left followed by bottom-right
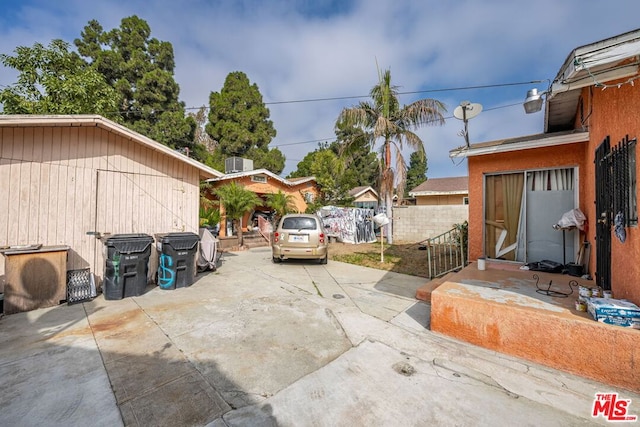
(205, 168), (319, 237)
(451, 29), (640, 305)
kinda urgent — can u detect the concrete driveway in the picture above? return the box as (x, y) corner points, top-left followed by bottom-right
(0, 247), (635, 426)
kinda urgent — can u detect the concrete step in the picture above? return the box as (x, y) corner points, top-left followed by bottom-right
(415, 272), (457, 303)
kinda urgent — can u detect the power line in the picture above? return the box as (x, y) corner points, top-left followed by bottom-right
(1, 78), (541, 117)
(183, 80), (543, 110)
(269, 100), (525, 148)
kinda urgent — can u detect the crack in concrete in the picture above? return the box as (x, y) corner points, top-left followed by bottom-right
(433, 358), (521, 399)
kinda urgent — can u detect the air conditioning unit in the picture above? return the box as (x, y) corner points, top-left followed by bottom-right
(225, 157), (254, 173)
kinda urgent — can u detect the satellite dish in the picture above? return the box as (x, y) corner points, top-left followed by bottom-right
(453, 102), (483, 120)
(453, 101), (483, 148)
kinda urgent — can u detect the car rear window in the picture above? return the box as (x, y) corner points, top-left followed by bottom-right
(282, 217), (317, 230)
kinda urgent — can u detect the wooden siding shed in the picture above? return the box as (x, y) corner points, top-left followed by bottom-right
(0, 115), (222, 290)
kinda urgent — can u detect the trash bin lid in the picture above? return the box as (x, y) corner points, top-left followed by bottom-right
(104, 234), (153, 253)
(156, 232), (199, 250)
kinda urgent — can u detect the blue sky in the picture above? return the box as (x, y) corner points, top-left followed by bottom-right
(2, 0), (640, 179)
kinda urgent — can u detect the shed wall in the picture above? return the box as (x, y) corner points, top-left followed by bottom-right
(0, 125), (201, 288)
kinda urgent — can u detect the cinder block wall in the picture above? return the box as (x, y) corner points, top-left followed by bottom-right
(392, 205), (469, 243)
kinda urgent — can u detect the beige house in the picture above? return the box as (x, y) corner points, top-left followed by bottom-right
(348, 186), (379, 210)
(0, 115), (222, 288)
(408, 176), (469, 205)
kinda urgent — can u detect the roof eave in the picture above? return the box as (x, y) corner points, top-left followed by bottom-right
(206, 169), (316, 187)
(450, 131), (590, 158)
(0, 115), (224, 179)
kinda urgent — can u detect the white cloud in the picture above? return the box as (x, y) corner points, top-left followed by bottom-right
(1, 0), (639, 178)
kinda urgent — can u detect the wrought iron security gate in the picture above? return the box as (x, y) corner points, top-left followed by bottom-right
(594, 134), (637, 291)
(595, 137), (611, 290)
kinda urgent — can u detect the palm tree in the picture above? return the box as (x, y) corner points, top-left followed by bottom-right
(337, 68), (446, 243)
(265, 190), (297, 226)
(214, 182), (261, 246)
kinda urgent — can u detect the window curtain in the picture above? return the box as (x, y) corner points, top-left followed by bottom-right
(485, 176), (497, 258)
(485, 173), (524, 261)
(501, 173), (524, 261)
(528, 169), (573, 191)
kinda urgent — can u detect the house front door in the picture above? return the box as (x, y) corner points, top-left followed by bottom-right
(595, 137), (612, 290)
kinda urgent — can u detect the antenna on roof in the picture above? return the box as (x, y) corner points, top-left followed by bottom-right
(453, 101), (483, 148)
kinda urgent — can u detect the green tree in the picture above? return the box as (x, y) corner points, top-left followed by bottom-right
(337, 68), (446, 243)
(405, 151), (428, 197)
(206, 71), (284, 174)
(287, 142), (331, 178)
(265, 190), (297, 225)
(74, 16), (195, 150)
(213, 182), (261, 246)
(0, 40), (119, 117)
(288, 145), (352, 206)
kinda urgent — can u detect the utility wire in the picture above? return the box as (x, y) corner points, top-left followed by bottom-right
(270, 100), (525, 148)
(262, 80), (544, 105)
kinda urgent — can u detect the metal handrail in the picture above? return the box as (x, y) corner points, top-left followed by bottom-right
(257, 216), (272, 243)
(425, 227), (466, 279)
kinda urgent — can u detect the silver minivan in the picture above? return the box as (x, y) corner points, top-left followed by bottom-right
(272, 214), (328, 264)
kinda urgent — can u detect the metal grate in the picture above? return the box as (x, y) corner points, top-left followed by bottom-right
(67, 269), (97, 304)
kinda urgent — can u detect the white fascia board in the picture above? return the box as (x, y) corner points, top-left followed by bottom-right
(352, 187), (379, 199)
(550, 63), (639, 96)
(206, 168), (316, 187)
(449, 132), (589, 158)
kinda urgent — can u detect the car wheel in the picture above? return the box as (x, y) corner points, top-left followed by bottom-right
(319, 254), (328, 265)
(272, 256), (281, 264)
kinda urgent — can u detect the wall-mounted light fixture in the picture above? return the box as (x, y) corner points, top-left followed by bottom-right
(523, 88), (545, 114)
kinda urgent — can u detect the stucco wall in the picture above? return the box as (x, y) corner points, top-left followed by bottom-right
(467, 75), (640, 304)
(392, 205), (469, 243)
(467, 142), (587, 263)
(583, 80), (640, 303)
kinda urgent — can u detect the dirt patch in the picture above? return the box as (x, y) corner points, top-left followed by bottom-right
(328, 241), (430, 278)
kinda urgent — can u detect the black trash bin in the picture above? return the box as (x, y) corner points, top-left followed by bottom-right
(103, 234), (154, 300)
(155, 232), (200, 290)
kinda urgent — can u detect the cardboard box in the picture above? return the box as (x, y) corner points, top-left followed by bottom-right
(596, 316), (640, 329)
(587, 297), (640, 320)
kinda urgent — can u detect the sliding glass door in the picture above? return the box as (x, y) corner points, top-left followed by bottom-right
(484, 168), (576, 264)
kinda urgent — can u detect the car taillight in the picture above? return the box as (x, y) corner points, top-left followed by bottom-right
(274, 232), (280, 243)
(319, 233), (325, 244)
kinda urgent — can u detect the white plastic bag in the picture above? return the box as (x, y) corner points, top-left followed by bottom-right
(556, 208), (587, 230)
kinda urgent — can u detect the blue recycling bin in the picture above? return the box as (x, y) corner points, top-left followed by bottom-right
(155, 232), (200, 290)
